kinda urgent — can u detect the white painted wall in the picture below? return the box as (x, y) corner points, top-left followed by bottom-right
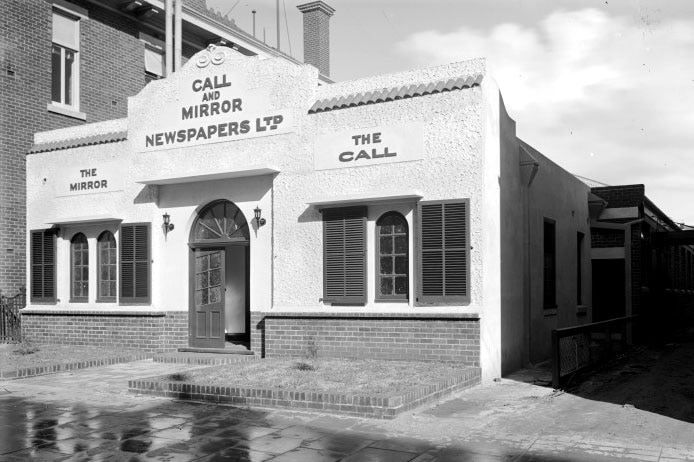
(26, 47), (517, 379)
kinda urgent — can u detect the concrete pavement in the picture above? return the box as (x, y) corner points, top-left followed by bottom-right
(1, 352), (693, 461)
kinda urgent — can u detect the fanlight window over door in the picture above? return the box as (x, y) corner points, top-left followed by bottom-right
(192, 200), (249, 243)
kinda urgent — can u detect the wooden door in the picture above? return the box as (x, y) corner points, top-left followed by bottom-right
(190, 248), (225, 348)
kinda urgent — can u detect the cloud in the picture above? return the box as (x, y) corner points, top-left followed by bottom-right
(397, 8), (694, 224)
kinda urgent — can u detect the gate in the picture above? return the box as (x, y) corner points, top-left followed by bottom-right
(1, 288), (25, 343)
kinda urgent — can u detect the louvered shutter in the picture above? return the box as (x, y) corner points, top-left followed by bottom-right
(30, 230), (56, 302)
(323, 207), (367, 304)
(417, 200), (470, 304)
(119, 223), (151, 304)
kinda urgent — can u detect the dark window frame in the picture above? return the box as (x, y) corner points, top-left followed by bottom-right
(119, 222), (151, 305)
(97, 230), (118, 303)
(375, 212), (409, 302)
(543, 218), (557, 309)
(30, 229), (57, 304)
(322, 206), (367, 305)
(69, 232), (89, 302)
(416, 199), (471, 306)
(577, 231), (584, 306)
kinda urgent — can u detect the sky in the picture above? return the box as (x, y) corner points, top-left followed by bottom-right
(208, 0), (694, 226)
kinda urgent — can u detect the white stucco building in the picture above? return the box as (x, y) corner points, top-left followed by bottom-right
(23, 45), (592, 381)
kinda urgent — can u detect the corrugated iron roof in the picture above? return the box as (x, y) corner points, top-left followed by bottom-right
(28, 131), (127, 154)
(309, 74), (483, 114)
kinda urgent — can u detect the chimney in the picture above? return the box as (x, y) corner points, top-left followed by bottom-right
(297, 1), (335, 77)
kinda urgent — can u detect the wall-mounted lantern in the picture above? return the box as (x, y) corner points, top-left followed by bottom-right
(254, 206), (266, 227)
(162, 212), (175, 237)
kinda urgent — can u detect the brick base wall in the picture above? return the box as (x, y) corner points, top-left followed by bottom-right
(250, 312), (480, 365)
(21, 310), (187, 353)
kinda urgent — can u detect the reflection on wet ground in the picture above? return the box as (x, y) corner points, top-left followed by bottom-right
(0, 394), (584, 462)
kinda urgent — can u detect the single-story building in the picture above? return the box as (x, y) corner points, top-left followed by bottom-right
(23, 45), (592, 381)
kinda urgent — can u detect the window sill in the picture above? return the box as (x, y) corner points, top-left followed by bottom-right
(374, 299), (409, 303)
(544, 308), (558, 317)
(47, 103), (86, 121)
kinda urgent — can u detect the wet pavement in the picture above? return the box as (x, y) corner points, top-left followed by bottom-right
(2, 357), (694, 461)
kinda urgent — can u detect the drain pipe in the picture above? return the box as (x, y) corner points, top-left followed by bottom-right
(520, 144), (539, 365)
(165, 0), (173, 76)
(174, 0), (182, 71)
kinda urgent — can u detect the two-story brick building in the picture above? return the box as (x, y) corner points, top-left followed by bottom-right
(0, 0), (333, 296)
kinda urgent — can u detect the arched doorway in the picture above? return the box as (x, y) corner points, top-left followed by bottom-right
(188, 200), (250, 348)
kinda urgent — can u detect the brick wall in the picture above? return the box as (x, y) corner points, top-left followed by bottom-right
(299, 3), (333, 76)
(21, 311), (187, 352)
(0, 0), (207, 296)
(250, 312), (480, 365)
(591, 228), (624, 248)
(591, 185), (645, 209)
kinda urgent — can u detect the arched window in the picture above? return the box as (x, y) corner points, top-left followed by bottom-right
(376, 212), (408, 300)
(97, 231), (117, 302)
(191, 200), (249, 243)
(70, 233), (88, 302)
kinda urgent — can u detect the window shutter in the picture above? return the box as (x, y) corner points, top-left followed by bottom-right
(323, 207), (367, 304)
(31, 230), (56, 302)
(418, 200), (470, 304)
(119, 223), (151, 304)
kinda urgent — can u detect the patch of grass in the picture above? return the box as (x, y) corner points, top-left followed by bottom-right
(0, 344), (145, 373)
(152, 358), (466, 395)
(293, 361), (316, 372)
(166, 373), (191, 381)
(11, 341), (40, 355)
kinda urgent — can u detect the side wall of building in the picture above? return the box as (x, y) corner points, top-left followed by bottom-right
(497, 94), (525, 375)
(523, 142), (592, 363)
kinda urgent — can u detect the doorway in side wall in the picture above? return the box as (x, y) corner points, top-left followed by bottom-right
(189, 200), (250, 348)
(592, 258), (626, 322)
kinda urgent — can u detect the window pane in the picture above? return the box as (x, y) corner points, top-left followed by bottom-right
(393, 221), (407, 234)
(73, 248), (81, 265)
(380, 256), (393, 275)
(395, 276), (408, 295)
(209, 286), (221, 303)
(209, 268), (221, 286)
(394, 235), (407, 254)
(394, 256), (407, 275)
(379, 224), (392, 235)
(210, 252), (221, 269)
(200, 289), (209, 305)
(51, 45), (61, 102)
(109, 281), (116, 297)
(53, 11), (78, 49)
(64, 49), (74, 106)
(144, 46), (164, 76)
(380, 277), (393, 296)
(380, 236), (392, 254)
(82, 267), (89, 281)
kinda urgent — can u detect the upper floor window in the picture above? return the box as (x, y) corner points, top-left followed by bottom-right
(98, 231), (117, 302)
(70, 233), (89, 302)
(52, 9), (80, 109)
(377, 212), (408, 301)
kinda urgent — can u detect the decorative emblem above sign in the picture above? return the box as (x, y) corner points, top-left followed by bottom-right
(313, 123), (424, 171)
(138, 65), (294, 152)
(195, 45), (227, 68)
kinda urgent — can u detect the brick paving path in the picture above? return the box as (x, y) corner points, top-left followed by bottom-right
(1, 359), (694, 461)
